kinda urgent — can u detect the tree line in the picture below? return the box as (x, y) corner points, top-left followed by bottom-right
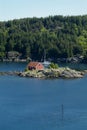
(0, 15), (87, 62)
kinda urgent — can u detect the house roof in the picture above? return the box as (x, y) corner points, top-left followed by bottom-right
(28, 62), (40, 68)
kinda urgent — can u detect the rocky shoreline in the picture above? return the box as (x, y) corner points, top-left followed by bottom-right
(18, 67), (85, 79)
(0, 71), (20, 76)
(0, 67), (86, 79)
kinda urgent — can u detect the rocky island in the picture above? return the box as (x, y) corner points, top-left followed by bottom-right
(0, 67), (86, 79)
(18, 67), (85, 79)
(0, 61), (86, 79)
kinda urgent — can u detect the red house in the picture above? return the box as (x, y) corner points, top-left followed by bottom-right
(28, 62), (44, 70)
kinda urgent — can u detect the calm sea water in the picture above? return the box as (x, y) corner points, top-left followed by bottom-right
(0, 62), (87, 130)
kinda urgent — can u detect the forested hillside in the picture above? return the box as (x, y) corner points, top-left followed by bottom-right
(1, 15), (87, 61)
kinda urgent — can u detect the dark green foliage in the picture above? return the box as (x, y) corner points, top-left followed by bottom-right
(49, 63), (59, 69)
(0, 15), (87, 60)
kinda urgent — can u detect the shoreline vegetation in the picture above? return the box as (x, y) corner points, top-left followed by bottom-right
(0, 55), (85, 63)
(1, 15), (87, 63)
(0, 67), (86, 79)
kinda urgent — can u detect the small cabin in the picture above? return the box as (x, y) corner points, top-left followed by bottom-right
(28, 62), (44, 70)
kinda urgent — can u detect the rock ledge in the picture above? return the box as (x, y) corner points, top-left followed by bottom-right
(18, 67), (85, 79)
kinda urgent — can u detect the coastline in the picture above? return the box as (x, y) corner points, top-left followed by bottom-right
(0, 67), (86, 79)
(19, 67), (85, 79)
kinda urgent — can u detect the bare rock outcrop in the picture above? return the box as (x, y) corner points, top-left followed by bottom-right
(18, 67), (85, 79)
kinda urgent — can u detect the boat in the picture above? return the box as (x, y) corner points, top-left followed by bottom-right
(42, 60), (51, 67)
(41, 50), (51, 67)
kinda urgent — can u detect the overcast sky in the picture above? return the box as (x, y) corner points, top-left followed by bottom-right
(0, 0), (87, 21)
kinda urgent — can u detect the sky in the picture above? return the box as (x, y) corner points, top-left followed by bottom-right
(0, 0), (87, 21)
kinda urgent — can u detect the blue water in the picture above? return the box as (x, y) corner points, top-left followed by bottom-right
(0, 62), (27, 71)
(59, 62), (87, 70)
(0, 62), (87, 130)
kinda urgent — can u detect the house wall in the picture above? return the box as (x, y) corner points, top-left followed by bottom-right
(36, 63), (44, 70)
(28, 62), (44, 70)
